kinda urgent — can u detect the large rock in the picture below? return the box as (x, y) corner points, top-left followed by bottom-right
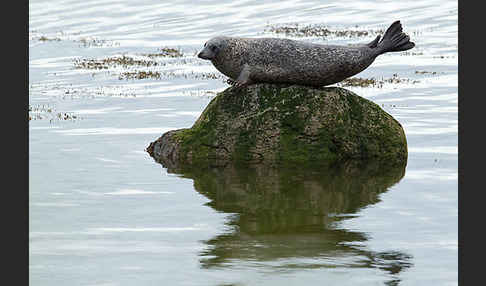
(147, 84), (407, 167)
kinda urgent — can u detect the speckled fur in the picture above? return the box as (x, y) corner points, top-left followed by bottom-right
(198, 21), (414, 87)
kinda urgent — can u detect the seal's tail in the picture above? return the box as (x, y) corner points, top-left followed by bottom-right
(373, 21), (415, 55)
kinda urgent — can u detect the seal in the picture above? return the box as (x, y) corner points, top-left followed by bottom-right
(197, 21), (415, 88)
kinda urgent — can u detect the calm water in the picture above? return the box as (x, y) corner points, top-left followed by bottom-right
(29, 0), (458, 285)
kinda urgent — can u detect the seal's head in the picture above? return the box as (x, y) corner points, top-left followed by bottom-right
(197, 36), (229, 61)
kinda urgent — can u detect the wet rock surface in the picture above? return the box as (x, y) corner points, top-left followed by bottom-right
(147, 84), (407, 168)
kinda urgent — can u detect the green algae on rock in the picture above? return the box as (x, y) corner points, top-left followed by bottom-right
(147, 84), (407, 167)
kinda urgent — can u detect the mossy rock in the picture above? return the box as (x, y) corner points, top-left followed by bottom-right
(147, 84), (407, 168)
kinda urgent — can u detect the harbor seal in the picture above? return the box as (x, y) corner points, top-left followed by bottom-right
(197, 20), (415, 88)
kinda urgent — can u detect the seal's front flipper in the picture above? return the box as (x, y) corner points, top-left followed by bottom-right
(230, 64), (253, 89)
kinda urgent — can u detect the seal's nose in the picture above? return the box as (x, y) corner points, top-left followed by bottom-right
(198, 51), (211, 60)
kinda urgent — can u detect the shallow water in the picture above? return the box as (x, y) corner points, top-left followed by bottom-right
(29, 0), (457, 285)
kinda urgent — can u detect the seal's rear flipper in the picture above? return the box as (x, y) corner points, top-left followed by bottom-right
(367, 35), (381, 48)
(376, 21), (415, 54)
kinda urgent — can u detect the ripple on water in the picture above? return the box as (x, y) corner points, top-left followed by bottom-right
(29, 0), (457, 285)
(51, 127), (175, 135)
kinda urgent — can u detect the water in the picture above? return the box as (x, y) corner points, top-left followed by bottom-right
(29, 0), (458, 285)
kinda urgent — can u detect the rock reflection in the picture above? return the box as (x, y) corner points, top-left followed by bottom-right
(165, 160), (411, 283)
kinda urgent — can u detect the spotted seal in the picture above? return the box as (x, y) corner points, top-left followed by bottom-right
(197, 21), (415, 88)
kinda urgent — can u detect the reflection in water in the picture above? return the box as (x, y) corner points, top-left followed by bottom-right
(166, 160), (411, 285)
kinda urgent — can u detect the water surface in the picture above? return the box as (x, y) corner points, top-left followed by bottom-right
(29, 0), (457, 285)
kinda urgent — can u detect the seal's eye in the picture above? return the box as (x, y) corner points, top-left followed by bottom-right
(204, 42), (207, 47)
